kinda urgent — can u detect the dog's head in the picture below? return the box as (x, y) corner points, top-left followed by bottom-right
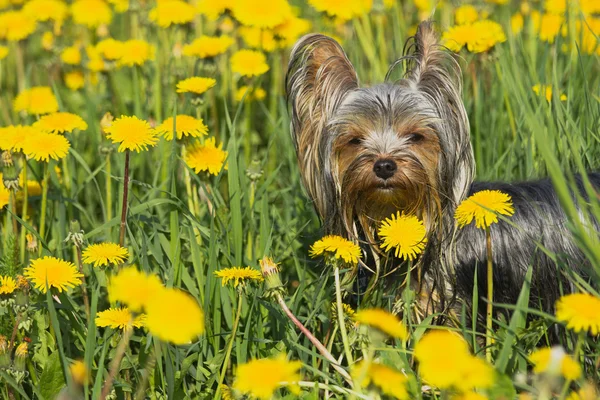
(287, 21), (475, 242)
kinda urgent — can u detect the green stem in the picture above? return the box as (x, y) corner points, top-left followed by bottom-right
(133, 66), (142, 118)
(19, 157), (28, 263)
(38, 163), (50, 257)
(119, 150), (130, 247)
(99, 328), (132, 400)
(106, 153), (112, 238)
(559, 331), (584, 399)
(485, 226), (493, 362)
(215, 290), (244, 399)
(335, 266), (354, 366)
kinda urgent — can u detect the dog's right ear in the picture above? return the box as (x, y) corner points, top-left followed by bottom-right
(286, 34), (358, 220)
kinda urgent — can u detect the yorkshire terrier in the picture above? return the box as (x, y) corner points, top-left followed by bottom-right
(286, 21), (599, 327)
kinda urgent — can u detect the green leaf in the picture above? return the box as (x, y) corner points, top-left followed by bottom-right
(39, 352), (66, 400)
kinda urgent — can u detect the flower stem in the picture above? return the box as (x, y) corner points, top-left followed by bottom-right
(485, 226), (493, 362)
(106, 153), (112, 237)
(38, 163), (50, 257)
(100, 328), (132, 400)
(119, 150), (130, 247)
(19, 158), (28, 263)
(215, 290), (244, 399)
(335, 266), (354, 366)
(559, 331), (585, 399)
(74, 244), (90, 320)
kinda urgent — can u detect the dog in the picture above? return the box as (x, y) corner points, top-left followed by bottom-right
(286, 20), (599, 328)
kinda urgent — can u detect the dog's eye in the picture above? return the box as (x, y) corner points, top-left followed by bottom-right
(349, 137), (362, 145)
(406, 133), (425, 143)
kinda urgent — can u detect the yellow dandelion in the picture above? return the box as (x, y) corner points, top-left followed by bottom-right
(24, 256), (83, 293)
(455, 190), (514, 229)
(538, 13), (563, 43)
(530, 347), (582, 380)
(0, 45), (8, 59)
(60, 45), (81, 65)
(108, 266), (163, 312)
(234, 355), (302, 400)
(221, 385), (235, 400)
(71, 0), (112, 28)
(13, 86), (59, 115)
(452, 393), (489, 400)
(182, 35), (234, 58)
(156, 115), (208, 141)
(273, 15), (312, 47)
(308, 0), (372, 21)
(82, 242), (129, 267)
(331, 302), (356, 320)
(41, 31), (54, 50)
(443, 20), (506, 53)
(184, 137), (228, 176)
(378, 212), (427, 261)
(455, 4), (479, 25)
(532, 84), (567, 102)
(0, 182), (8, 208)
(0, 125), (35, 152)
(0, 10), (37, 41)
(230, 49), (270, 77)
(354, 308), (407, 339)
(309, 235), (361, 265)
(454, 356), (495, 392)
(70, 360), (89, 386)
(239, 26), (278, 52)
(34, 112), (88, 134)
(556, 293), (600, 335)
(235, 86), (267, 102)
(95, 307), (145, 330)
(23, 0), (68, 22)
(176, 77), (217, 95)
(0, 276), (17, 294)
(196, 0), (233, 20)
(23, 131), (70, 162)
(351, 361), (408, 399)
(117, 40), (155, 67)
(149, 0), (197, 27)
(96, 38), (125, 60)
(65, 71), (85, 91)
(214, 267), (263, 288)
(104, 115), (158, 152)
(231, 0), (291, 28)
(511, 12), (524, 35)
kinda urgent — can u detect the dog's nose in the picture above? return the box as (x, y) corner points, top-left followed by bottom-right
(373, 159), (397, 180)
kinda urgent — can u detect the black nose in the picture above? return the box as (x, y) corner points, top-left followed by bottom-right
(373, 159), (397, 180)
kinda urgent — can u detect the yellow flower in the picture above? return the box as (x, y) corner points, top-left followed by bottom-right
(235, 86), (266, 102)
(330, 302), (355, 320)
(455, 190), (514, 229)
(0, 45), (8, 59)
(82, 242), (129, 267)
(0, 276), (17, 294)
(378, 212), (427, 261)
(60, 45), (82, 65)
(156, 115), (208, 141)
(230, 49), (269, 77)
(95, 307), (145, 330)
(351, 361), (408, 399)
(453, 393), (489, 400)
(23, 131), (70, 162)
(234, 355), (302, 400)
(0, 11), (37, 41)
(309, 235), (361, 265)
(104, 115), (158, 152)
(184, 137), (228, 176)
(24, 256), (83, 293)
(196, 0), (233, 20)
(532, 84), (567, 102)
(443, 20), (506, 53)
(149, 0), (197, 27)
(529, 347), (582, 380)
(239, 26), (278, 52)
(566, 385), (598, 400)
(42, 31), (54, 50)
(65, 71), (85, 91)
(0, 125), (34, 152)
(176, 77), (217, 95)
(23, 0), (68, 22)
(14, 86), (59, 115)
(232, 0), (291, 28)
(182, 35), (233, 58)
(273, 15), (312, 47)
(107, 0), (128, 12)
(117, 39), (155, 67)
(556, 293), (600, 335)
(96, 38), (125, 60)
(71, 0), (112, 28)
(511, 12), (524, 34)
(70, 360), (89, 385)
(455, 5), (478, 25)
(308, 0), (372, 21)
(354, 308), (407, 339)
(538, 13), (563, 43)
(0, 182), (8, 208)
(34, 112), (88, 134)
(214, 267), (264, 287)
(108, 266), (163, 312)
(145, 287), (205, 344)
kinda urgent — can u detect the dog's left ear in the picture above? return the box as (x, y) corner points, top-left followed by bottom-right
(286, 34), (358, 222)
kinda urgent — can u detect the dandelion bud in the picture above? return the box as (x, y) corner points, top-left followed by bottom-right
(246, 160), (263, 181)
(26, 233), (38, 254)
(0, 336), (10, 368)
(2, 164), (20, 191)
(13, 342), (28, 371)
(1, 151), (13, 167)
(260, 257), (285, 297)
(65, 220), (85, 247)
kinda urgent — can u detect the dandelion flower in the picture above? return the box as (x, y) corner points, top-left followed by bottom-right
(273, 15), (312, 47)
(214, 267), (263, 288)
(556, 293), (600, 335)
(0, 46), (8, 59)
(104, 115), (158, 152)
(60, 45), (81, 65)
(71, 0), (111, 27)
(532, 84), (567, 102)
(34, 112), (88, 134)
(95, 38), (125, 60)
(176, 77), (217, 95)
(182, 35), (233, 58)
(455, 4), (478, 25)
(149, 0), (196, 27)
(310, 235), (361, 265)
(455, 190), (514, 229)
(196, 0), (233, 20)
(108, 266), (163, 312)
(95, 307), (145, 330)
(378, 212), (427, 261)
(239, 26), (278, 52)
(354, 308), (407, 339)
(351, 361), (408, 399)
(235, 86), (267, 102)
(0, 125), (35, 152)
(145, 287), (204, 344)
(156, 115), (208, 141)
(14, 86), (59, 115)
(231, 0), (291, 28)
(0, 184), (8, 208)
(0, 276), (17, 294)
(230, 50), (269, 77)
(538, 13), (563, 43)
(529, 347), (582, 380)
(42, 32), (54, 50)
(234, 355), (302, 399)
(117, 39), (155, 67)
(0, 11), (37, 41)
(24, 256), (83, 293)
(65, 71), (85, 91)
(511, 12), (524, 35)
(23, 132), (70, 162)
(308, 0), (372, 21)
(82, 242), (129, 267)
(70, 360), (89, 385)
(443, 20), (506, 53)
(23, 0), (67, 22)
(184, 137), (228, 176)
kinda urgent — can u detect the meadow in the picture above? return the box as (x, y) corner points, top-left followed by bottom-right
(0, 0), (599, 399)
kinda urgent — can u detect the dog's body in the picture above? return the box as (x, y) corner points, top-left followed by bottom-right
(286, 21), (598, 325)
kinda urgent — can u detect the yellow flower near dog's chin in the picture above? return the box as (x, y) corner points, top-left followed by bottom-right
(233, 355), (302, 400)
(378, 212), (427, 261)
(354, 308), (407, 340)
(310, 235), (361, 265)
(455, 190), (514, 229)
(555, 293), (600, 335)
(529, 347), (582, 380)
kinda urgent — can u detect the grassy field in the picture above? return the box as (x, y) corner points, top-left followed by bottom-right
(0, 0), (600, 399)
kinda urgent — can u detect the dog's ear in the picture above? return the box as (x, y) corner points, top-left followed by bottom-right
(286, 34), (358, 221)
(403, 21), (475, 207)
